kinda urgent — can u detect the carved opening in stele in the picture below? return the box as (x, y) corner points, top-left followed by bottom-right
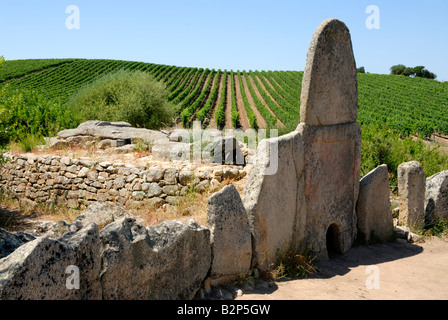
(326, 223), (343, 259)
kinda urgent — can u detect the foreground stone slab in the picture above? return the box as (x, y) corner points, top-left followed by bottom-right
(242, 131), (305, 268)
(425, 171), (448, 224)
(206, 185), (252, 285)
(100, 218), (211, 300)
(398, 161), (425, 229)
(356, 165), (394, 243)
(0, 224), (101, 300)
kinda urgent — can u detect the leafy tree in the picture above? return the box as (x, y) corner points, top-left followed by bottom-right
(390, 64), (407, 75)
(357, 66), (366, 73)
(390, 64), (437, 79)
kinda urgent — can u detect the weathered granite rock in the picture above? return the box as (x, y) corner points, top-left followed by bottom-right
(206, 185), (252, 285)
(57, 120), (169, 144)
(0, 223), (102, 300)
(295, 18), (361, 260)
(300, 19), (358, 126)
(242, 130), (305, 268)
(152, 142), (192, 162)
(0, 229), (35, 259)
(398, 161), (425, 229)
(425, 171), (448, 224)
(297, 122), (361, 260)
(73, 202), (131, 229)
(100, 218), (211, 300)
(356, 165), (394, 243)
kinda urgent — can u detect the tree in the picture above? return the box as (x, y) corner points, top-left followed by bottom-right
(390, 64), (406, 75)
(0, 56), (5, 65)
(357, 66), (366, 73)
(390, 64), (437, 80)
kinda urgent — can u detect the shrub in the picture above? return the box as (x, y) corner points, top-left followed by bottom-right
(0, 85), (77, 148)
(361, 124), (448, 186)
(67, 70), (176, 130)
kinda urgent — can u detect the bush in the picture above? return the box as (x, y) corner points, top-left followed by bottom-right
(361, 124), (448, 186)
(0, 85), (77, 147)
(67, 70), (176, 130)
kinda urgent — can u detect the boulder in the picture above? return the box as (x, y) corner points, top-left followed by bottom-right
(0, 223), (102, 300)
(0, 228), (35, 259)
(74, 202), (131, 229)
(425, 171), (448, 224)
(99, 218), (211, 300)
(152, 142), (192, 162)
(206, 185), (252, 286)
(356, 165), (394, 243)
(57, 120), (169, 145)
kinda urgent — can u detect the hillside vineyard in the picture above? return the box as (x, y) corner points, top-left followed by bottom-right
(1, 59), (448, 136)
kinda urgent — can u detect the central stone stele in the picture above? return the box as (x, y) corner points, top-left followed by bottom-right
(242, 18), (361, 267)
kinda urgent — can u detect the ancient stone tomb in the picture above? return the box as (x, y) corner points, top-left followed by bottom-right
(0, 18), (407, 299)
(244, 18), (362, 265)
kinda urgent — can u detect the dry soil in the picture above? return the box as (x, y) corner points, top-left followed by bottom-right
(237, 238), (448, 300)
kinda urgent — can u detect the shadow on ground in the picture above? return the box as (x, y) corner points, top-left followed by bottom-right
(0, 206), (40, 232)
(245, 241), (424, 296)
(313, 241), (424, 279)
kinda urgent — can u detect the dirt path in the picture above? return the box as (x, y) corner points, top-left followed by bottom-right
(241, 74), (267, 129)
(248, 75), (284, 128)
(237, 238), (448, 300)
(234, 75), (250, 131)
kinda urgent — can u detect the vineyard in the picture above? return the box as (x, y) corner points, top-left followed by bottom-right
(1, 58), (448, 137)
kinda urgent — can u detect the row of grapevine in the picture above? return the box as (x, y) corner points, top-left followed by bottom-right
(181, 70), (215, 126)
(214, 71), (228, 128)
(196, 72), (222, 124)
(230, 72), (240, 128)
(3, 59), (448, 137)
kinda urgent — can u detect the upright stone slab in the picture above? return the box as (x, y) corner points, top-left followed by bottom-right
(425, 171), (448, 223)
(300, 19), (358, 126)
(398, 161), (425, 229)
(242, 131), (305, 268)
(206, 185), (252, 286)
(356, 165), (394, 243)
(297, 18), (361, 260)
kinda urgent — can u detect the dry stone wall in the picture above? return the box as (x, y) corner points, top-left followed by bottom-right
(0, 153), (245, 210)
